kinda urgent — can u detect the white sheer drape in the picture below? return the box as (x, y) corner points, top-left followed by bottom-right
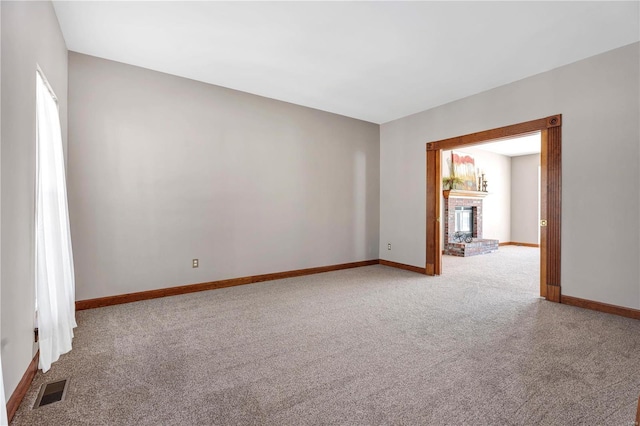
(35, 71), (77, 372)
(1, 354), (7, 425)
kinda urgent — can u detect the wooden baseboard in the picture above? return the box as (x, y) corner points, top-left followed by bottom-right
(7, 351), (39, 422)
(561, 295), (640, 321)
(499, 242), (540, 248)
(379, 259), (426, 275)
(76, 260), (380, 310)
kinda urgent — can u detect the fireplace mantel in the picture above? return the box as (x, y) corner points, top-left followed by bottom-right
(443, 189), (488, 199)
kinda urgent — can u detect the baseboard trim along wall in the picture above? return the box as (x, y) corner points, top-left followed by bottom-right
(7, 351), (39, 422)
(76, 260), (381, 310)
(75, 260), (640, 324)
(379, 259), (427, 274)
(561, 295), (640, 321)
(499, 242), (540, 248)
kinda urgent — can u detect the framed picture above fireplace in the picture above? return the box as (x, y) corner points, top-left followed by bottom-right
(450, 150), (477, 191)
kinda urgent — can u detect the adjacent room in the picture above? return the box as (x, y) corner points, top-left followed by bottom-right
(2, 1), (639, 425)
(439, 134), (542, 296)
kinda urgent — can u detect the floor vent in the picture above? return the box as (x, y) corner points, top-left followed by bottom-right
(34, 379), (69, 408)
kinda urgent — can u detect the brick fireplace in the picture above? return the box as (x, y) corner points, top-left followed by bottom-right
(443, 190), (499, 257)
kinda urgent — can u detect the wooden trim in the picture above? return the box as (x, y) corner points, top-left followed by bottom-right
(545, 125), (562, 301)
(379, 259), (427, 275)
(425, 263), (435, 275)
(426, 115), (561, 301)
(7, 351), (39, 422)
(436, 152), (441, 276)
(76, 260), (379, 310)
(540, 128), (548, 298)
(546, 284), (560, 303)
(426, 115), (561, 151)
(442, 189), (488, 199)
(499, 242), (540, 248)
(561, 295), (640, 321)
(425, 150), (441, 275)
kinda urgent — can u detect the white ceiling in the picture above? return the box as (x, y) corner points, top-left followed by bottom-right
(473, 132), (541, 157)
(52, 1), (639, 124)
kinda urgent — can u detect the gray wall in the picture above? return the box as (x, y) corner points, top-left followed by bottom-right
(511, 154), (540, 245)
(68, 53), (380, 301)
(1, 1), (68, 400)
(380, 43), (640, 309)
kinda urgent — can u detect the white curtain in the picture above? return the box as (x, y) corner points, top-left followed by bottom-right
(1, 354), (7, 425)
(35, 71), (77, 372)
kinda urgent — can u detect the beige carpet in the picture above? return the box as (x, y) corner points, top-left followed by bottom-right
(11, 247), (640, 425)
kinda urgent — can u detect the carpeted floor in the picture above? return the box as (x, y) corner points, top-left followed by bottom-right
(11, 247), (640, 425)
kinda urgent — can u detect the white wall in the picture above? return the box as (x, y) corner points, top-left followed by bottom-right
(511, 154), (540, 245)
(1, 1), (68, 400)
(68, 53), (380, 301)
(380, 43), (640, 309)
(441, 147), (511, 243)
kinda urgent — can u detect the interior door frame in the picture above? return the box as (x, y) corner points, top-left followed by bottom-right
(425, 115), (562, 302)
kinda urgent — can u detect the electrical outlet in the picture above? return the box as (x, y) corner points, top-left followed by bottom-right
(192, 259), (199, 268)
(388, 243), (391, 250)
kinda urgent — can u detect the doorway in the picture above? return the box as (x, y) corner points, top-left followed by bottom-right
(425, 115), (561, 302)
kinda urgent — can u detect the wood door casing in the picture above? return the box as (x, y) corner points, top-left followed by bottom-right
(425, 115), (562, 302)
(540, 129), (548, 298)
(545, 124), (562, 302)
(426, 150), (441, 275)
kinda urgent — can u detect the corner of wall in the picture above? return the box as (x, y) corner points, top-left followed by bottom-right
(1, 0), (69, 401)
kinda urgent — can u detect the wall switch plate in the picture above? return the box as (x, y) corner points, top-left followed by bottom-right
(388, 243), (391, 250)
(192, 259), (199, 268)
